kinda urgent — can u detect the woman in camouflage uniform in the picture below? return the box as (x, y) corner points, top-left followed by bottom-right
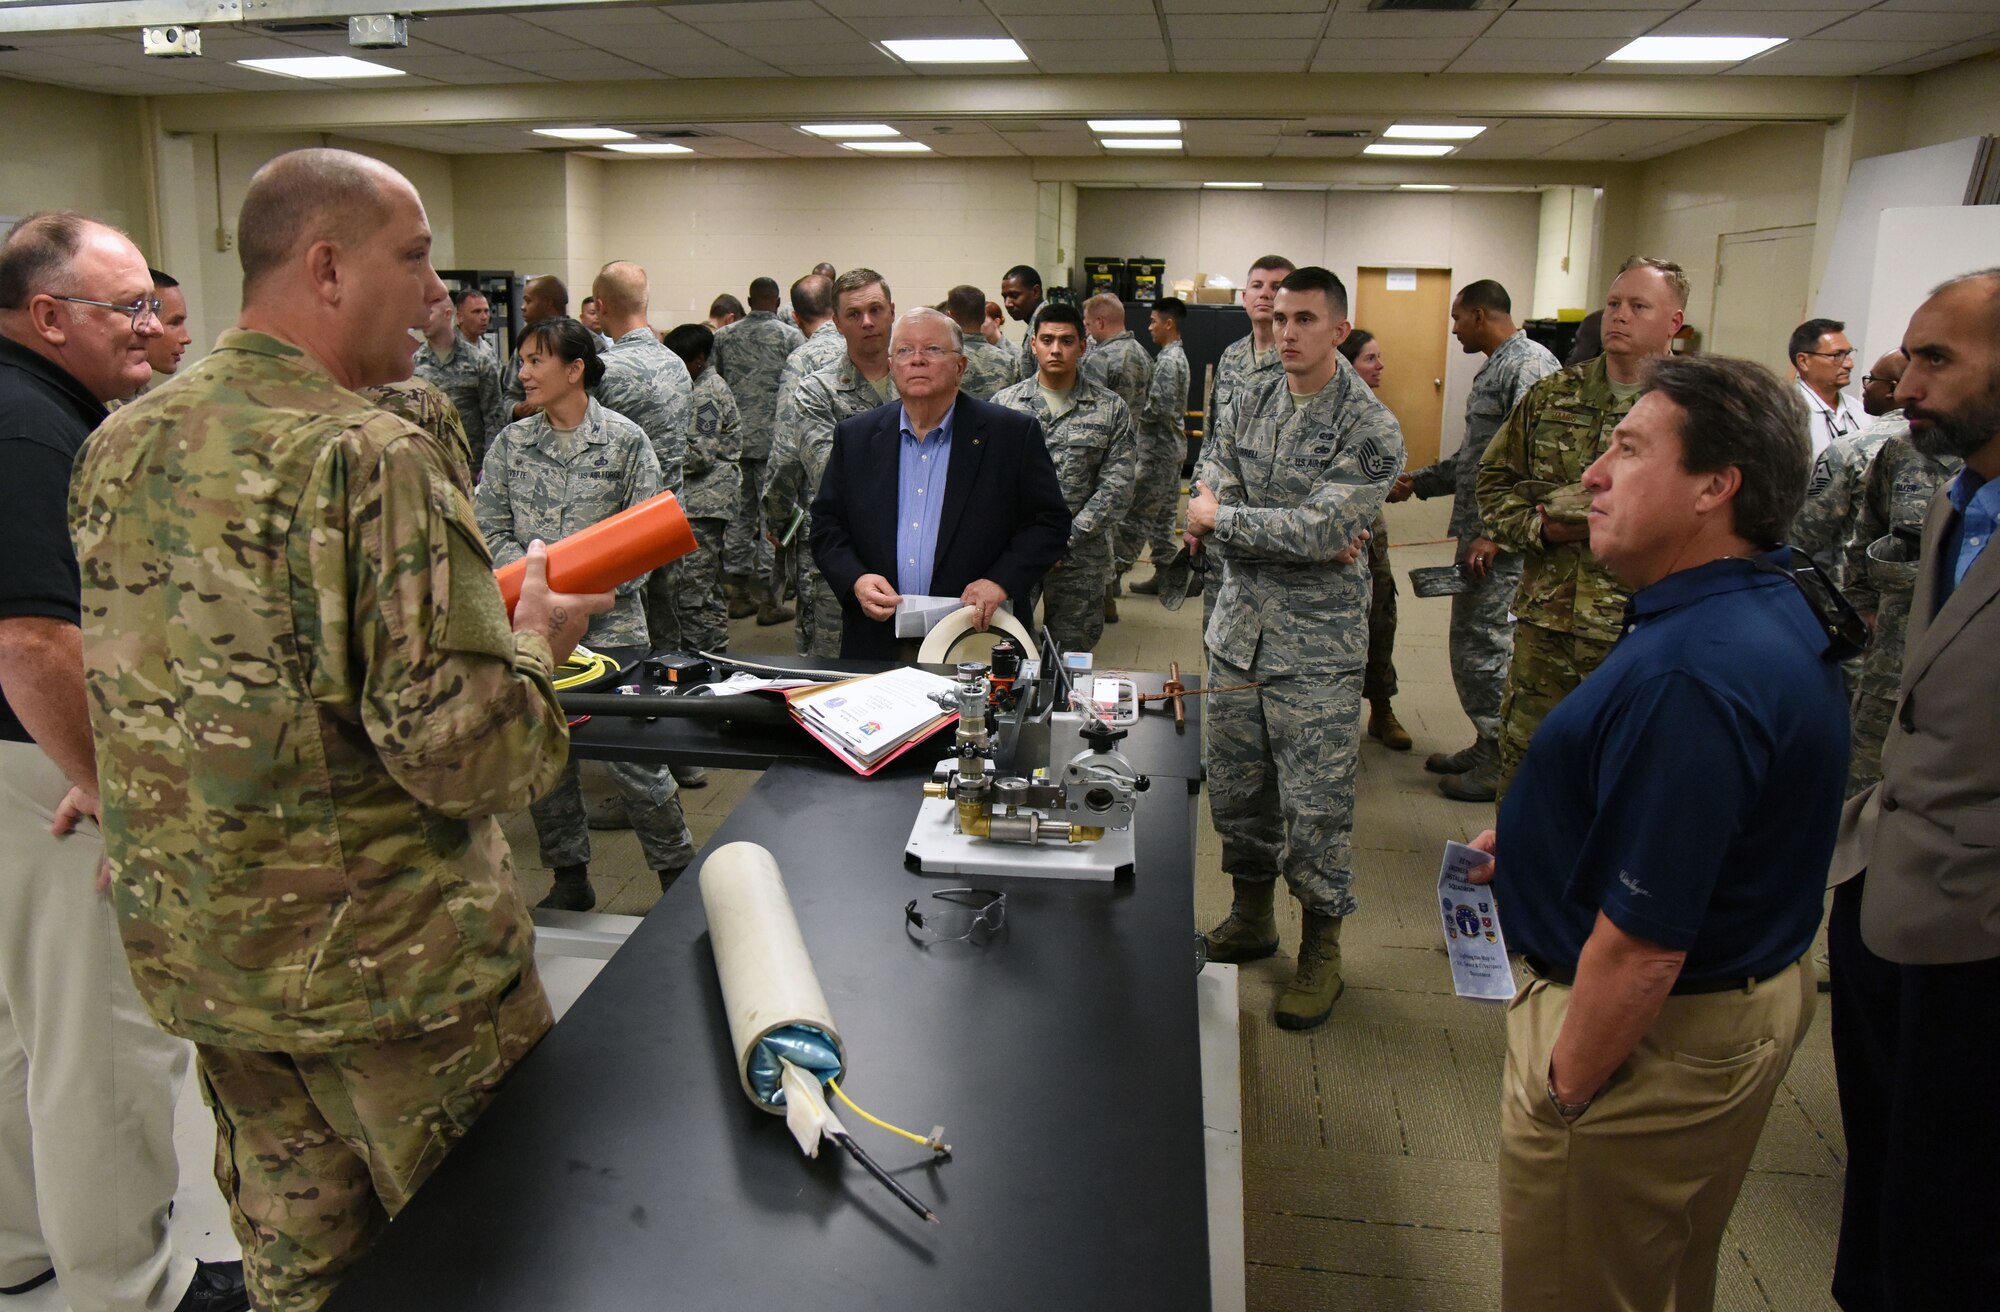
(475, 318), (696, 910)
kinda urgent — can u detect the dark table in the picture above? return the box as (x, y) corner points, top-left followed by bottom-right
(569, 654), (1207, 789)
(324, 761), (1212, 1311)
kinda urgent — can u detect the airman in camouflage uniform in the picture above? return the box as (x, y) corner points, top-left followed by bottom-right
(1400, 328), (1561, 795)
(1794, 410), (1909, 583)
(713, 306), (803, 605)
(1477, 354), (1642, 790)
(1195, 334), (1285, 628)
(71, 326), (568, 1311)
(476, 397), (697, 897)
(1197, 334), (1405, 1030)
(679, 358), (744, 656)
(989, 372), (1139, 650)
(412, 328), (504, 474)
(361, 374), (474, 489)
(960, 335), (1019, 401)
(1122, 335), (1191, 582)
(766, 356), (898, 656)
(1841, 430), (1960, 794)
(776, 320), (846, 428)
(594, 324), (693, 651)
(1081, 326), (1154, 421)
(500, 275), (568, 417)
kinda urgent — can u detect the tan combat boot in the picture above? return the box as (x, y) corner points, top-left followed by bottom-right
(755, 581), (794, 626)
(1367, 698), (1412, 751)
(1275, 912), (1345, 1030)
(725, 574), (758, 621)
(1438, 738), (1499, 803)
(1203, 878), (1280, 963)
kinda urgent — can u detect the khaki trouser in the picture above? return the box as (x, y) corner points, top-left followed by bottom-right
(1498, 958), (1814, 1312)
(0, 740), (197, 1310)
(194, 967), (552, 1311)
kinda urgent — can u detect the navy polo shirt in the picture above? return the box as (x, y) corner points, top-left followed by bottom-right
(1495, 553), (1849, 983)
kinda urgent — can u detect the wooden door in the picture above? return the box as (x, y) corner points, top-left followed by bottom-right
(1354, 266), (1452, 469)
(1710, 226), (1813, 376)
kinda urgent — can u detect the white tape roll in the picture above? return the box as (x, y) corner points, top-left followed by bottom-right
(916, 604), (1040, 664)
(698, 841), (845, 1113)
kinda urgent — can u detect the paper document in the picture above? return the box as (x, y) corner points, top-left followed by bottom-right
(790, 666), (957, 767)
(893, 595), (968, 638)
(1437, 842), (1516, 1003)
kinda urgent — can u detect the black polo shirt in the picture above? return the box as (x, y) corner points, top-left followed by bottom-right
(0, 336), (108, 743)
(1495, 553), (1850, 983)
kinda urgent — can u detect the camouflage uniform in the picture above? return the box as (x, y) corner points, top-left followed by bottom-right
(990, 374), (1138, 651)
(1016, 330), (1038, 385)
(775, 322), (846, 432)
(1476, 355), (1641, 790)
(594, 327), (693, 652)
(1081, 330), (1154, 422)
(681, 363), (745, 655)
(475, 399), (697, 877)
(1201, 352), (1405, 918)
(1197, 336), (1285, 631)
(1362, 517), (1399, 700)
(1842, 429), (1958, 796)
(1794, 411), (1907, 583)
(360, 376), (474, 491)
(713, 310), (803, 583)
(960, 336), (1019, 402)
(767, 358), (898, 657)
(69, 329), (567, 1312)
(1406, 330), (1561, 744)
(412, 330), (505, 475)
(1118, 337), (1190, 574)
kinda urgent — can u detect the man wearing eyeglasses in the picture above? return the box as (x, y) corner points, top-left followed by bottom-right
(812, 307), (1070, 660)
(0, 213), (249, 1310)
(1794, 349), (1910, 585)
(1789, 317), (1868, 457)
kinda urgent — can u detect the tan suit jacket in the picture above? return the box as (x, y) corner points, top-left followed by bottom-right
(1831, 481), (2000, 963)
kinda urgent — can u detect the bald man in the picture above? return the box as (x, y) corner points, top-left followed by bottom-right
(69, 148), (607, 1311)
(502, 272), (568, 419)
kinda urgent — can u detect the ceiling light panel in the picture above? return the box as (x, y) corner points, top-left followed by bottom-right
(236, 56), (405, 79)
(606, 143), (694, 155)
(1205, 181), (1263, 189)
(1606, 36), (1786, 63)
(844, 140), (933, 153)
(533, 126), (636, 141)
(1398, 184), (1456, 191)
(1088, 119), (1181, 134)
(1102, 138), (1184, 151)
(881, 38), (1028, 64)
(800, 124), (899, 138)
(1363, 143), (1455, 157)
(1383, 124), (1486, 140)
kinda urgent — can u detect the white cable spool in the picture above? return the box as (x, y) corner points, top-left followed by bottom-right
(916, 604), (1040, 664)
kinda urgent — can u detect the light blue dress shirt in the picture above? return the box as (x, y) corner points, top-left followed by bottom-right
(895, 403), (955, 596)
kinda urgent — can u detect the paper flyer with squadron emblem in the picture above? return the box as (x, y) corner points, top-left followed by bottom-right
(1438, 841), (1517, 1003)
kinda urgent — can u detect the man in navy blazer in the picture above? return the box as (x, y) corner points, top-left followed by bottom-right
(811, 307), (1071, 660)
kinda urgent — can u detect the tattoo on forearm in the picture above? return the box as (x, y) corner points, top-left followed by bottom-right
(551, 606), (569, 629)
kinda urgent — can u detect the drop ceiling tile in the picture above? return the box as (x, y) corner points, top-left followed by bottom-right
(1870, 38), (2000, 73)
(1161, 0), (1326, 11)
(1726, 37), (1951, 72)
(418, 16), (589, 54)
(0, 50), (128, 80)
(1457, 36), (1631, 61)
(1484, 9), (1675, 38)
(1682, 0), (1866, 10)
(815, 0), (990, 14)
(1166, 13), (1327, 40)
(1309, 58), (1453, 72)
(1171, 36), (1311, 59)
(769, 58), (919, 75)
(1870, 0), (2000, 12)
(1505, 0), (1677, 8)
(1270, 138), (1370, 157)
(1452, 58), (1611, 72)
(1812, 11), (2000, 43)
(525, 22), (685, 52)
(486, 49), (665, 77)
(1032, 56), (1175, 72)
(681, 17), (858, 45)
(835, 14), (1010, 38)
(1314, 36), (1477, 60)
(662, 2), (830, 21)
(1005, 15), (1166, 39)
(985, 0), (1156, 12)
(522, 8), (681, 38)
(1320, 10), (1499, 38)
(1647, 11), (1846, 37)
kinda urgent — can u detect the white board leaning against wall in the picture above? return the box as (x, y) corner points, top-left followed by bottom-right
(1861, 205), (2000, 369)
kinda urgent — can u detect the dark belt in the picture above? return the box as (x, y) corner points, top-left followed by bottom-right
(1524, 955), (1792, 996)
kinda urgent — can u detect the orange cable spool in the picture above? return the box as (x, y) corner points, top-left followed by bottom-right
(493, 489), (698, 617)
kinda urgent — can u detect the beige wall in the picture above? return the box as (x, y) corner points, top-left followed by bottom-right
(1075, 185), (1540, 455)
(0, 77), (147, 240)
(1532, 186), (1599, 319)
(1902, 51), (2000, 151)
(1629, 123), (1826, 351)
(595, 158), (1044, 329)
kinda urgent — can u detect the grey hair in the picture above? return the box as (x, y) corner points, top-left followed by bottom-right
(892, 306), (963, 354)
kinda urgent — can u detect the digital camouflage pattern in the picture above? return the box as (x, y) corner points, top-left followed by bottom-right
(774, 321), (847, 430)
(475, 396), (663, 650)
(960, 336), (1019, 402)
(1198, 334), (1282, 489)
(676, 363), (743, 655)
(1842, 432), (1960, 794)
(1081, 330), (1154, 423)
(1408, 330), (1561, 742)
(712, 310), (803, 464)
(68, 328), (567, 1053)
(1201, 352), (1405, 918)
(594, 326), (692, 497)
(767, 357), (898, 657)
(528, 758), (695, 875)
(990, 374), (1138, 651)
(359, 376), (473, 494)
(411, 331), (505, 473)
(1476, 354), (1640, 645)
(194, 968), (552, 1312)
(745, 322), (848, 584)
(1118, 337), (1190, 573)
(1793, 411), (1908, 582)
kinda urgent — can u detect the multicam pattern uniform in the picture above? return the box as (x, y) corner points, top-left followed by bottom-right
(359, 376), (474, 491)
(1794, 411), (1908, 582)
(593, 327), (693, 653)
(1476, 355), (1641, 788)
(1406, 330), (1562, 744)
(411, 331), (505, 474)
(766, 358), (898, 657)
(681, 363), (745, 655)
(68, 329), (567, 1311)
(960, 336), (1020, 401)
(1841, 431), (1960, 796)
(990, 375), (1138, 651)
(713, 310), (803, 582)
(1118, 338), (1190, 575)
(475, 399), (696, 879)
(1202, 353), (1405, 918)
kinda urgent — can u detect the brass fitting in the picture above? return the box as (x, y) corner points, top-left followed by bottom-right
(1069, 826), (1106, 844)
(922, 780), (949, 799)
